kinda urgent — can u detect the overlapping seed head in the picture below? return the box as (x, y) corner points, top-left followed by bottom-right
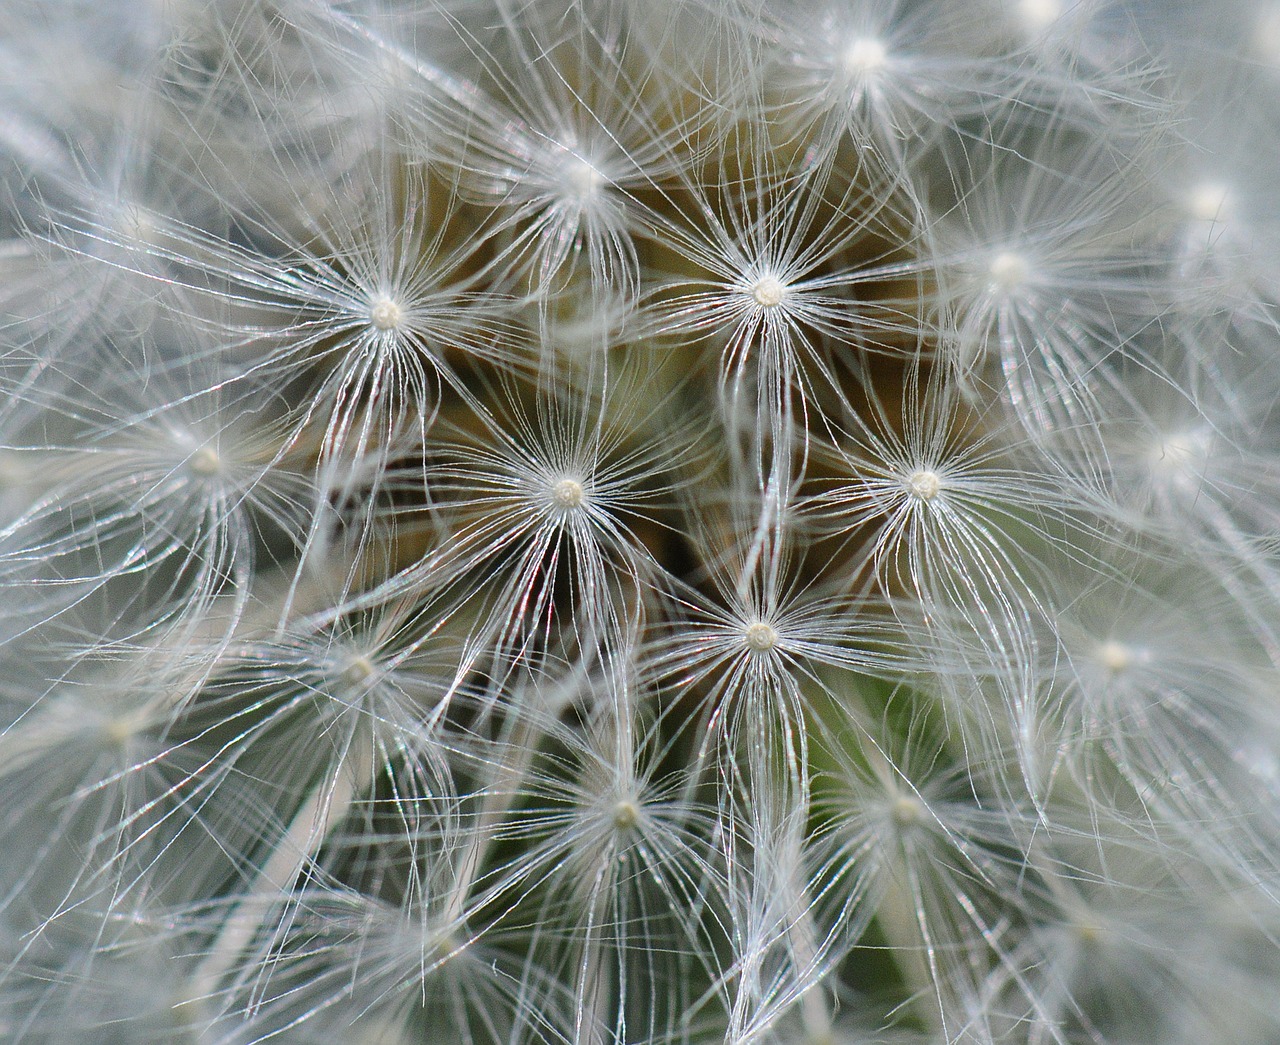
(3, 1), (1280, 1043)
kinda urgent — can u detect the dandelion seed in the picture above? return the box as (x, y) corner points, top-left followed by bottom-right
(811, 705), (1036, 1035)
(922, 114), (1166, 461)
(642, 133), (915, 486)
(0, 365), (310, 644)
(401, 373), (692, 670)
(750, 0), (1005, 167)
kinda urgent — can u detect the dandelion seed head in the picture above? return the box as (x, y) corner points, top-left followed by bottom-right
(550, 476), (587, 511)
(8, 4), (1277, 1038)
(369, 296), (403, 331)
(840, 37), (888, 77)
(750, 275), (788, 308)
(906, 469), (942, 501)
(989, 251), (1031, 291)
(743, 621), (780, 652)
